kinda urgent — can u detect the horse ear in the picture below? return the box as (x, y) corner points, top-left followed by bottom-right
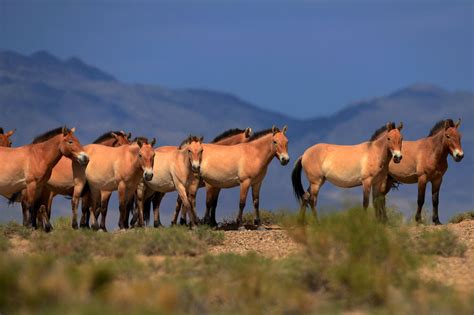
(245, 127), (252, 137)
(62, 126), (68, 136)
(272, 125), (277, 135)
(397, 122), (403, 131)
(444, 120), (451, 130)
(70, 127), (76, 134)
(385, 122), (393, 131)
(455, 118), (461, 129)
(137, 139), (143, 148)
(199, 136), (204, 143)
(150, 138), (156, 147)
(6, 129), (16, 137)
(127, 132), (132, 139)
(111, 132), (119, 140)
(282, 125), (288, 134)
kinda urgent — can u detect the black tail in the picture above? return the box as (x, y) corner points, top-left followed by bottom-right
(8, 191), (21, 205)
(292, 157), (305, 202)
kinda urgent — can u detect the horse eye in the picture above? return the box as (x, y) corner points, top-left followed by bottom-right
(446, 134), (450, 139)
(138, 153), (142, 158)
(68, 140), (73, 145)
(273, 141), (277, 144)
(387, 137), (391, 141)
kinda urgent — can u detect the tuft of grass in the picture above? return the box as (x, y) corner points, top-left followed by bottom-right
(287, 207), (419, 307)
(449, 211), (474, 224)
(0, 221), (32, 239)
(413, 228), (467, 257)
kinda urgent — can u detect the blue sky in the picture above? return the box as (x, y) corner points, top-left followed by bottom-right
(1, 0), (472, 118)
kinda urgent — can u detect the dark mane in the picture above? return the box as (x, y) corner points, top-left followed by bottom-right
(93, 130), (125, 144)
(32, 127), (68, 144)
(370, 122), (395, 141)
(248, 128), (276, 142)
(428, 119), (453, 136)
(179, 135), (203, 149)
(0, 128), (4, 134)
(132, 136), (149, 144)
(211, 128), (245, 143)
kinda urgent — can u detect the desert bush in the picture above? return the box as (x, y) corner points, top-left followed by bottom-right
(412, 228), (467, 257)
(0, 221), (32, 239)
(449, 211), (474, 224)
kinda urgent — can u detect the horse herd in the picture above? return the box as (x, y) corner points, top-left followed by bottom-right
(0, 118), (464, 233)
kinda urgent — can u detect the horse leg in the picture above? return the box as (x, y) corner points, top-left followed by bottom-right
(21, 198), (30, 227)
(237, 180), (251, 230)
(24, 182), (38, 230)
(171, 195), (182, 226)
(178, 196), (187, 226)
(210, 188), (221, 227)
(415, 176), (427, 223)
(152, 192), (164, 228)
(117, 183), (128, 230)
(251, 182), (264, 230)
(99, 191), (111, 232)
(308, 178), (325, 222)
(45, 190), (55, 221)
(204, 186), (218, 225)
(431, 177), (443, 225)
(176, 184), (196, 228)
(362, 178), (373, 212)
(372, 184), (387, 223)
(80, 191), (91, 228)
(70, 183), (84, 230)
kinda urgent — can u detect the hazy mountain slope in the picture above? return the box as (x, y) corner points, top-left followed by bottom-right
(0, 51), (472, 227)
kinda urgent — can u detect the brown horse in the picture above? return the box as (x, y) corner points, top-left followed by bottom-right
(134, 136), (205, 227)
(292, 122), (403, 222)
(385, 119), (463, 225)
(0, 127), (88, 231)
(28, 131), (132, 229)
(85, 138), (156, 230)
(186, 126), (289, 230)
(0, 128), (15, 147)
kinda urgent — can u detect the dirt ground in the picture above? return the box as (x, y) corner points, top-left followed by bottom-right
(209, 220), (474, 294)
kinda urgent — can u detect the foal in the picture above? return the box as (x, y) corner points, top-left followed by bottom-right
(385, 119), (464, 224)
(292, 122), (403, 222)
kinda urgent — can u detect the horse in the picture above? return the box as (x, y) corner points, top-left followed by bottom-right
(292, 122), (403, 223)
(384, 119), (463, 225)
(138, 127), (253, 227)
(27, 131), (132, 229)
(133, 135), (205, 228)
(0, 128), (15, 147)
(0, 127), (88, 231)
(85, 137), (156, 230)
(186, 126), (289, 230)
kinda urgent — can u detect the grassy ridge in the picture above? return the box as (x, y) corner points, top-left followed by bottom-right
(0, 209), (472, 314)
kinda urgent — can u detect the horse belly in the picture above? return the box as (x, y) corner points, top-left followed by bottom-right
(146, 177), (175, 193)
(204, 176), (239, 189)
(323, 162), (362, 188)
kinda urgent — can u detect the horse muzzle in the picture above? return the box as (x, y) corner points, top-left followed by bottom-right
(76, 152), (89, 165)
(392, 151), (402, 164)
(453, 150), (464, 162)
(279, 154), (290, 166)
(191, 162), (201, 174)
(143, 171), (154, 181)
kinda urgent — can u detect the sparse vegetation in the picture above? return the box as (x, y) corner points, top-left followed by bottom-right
(0, 210), (472, 314)
(449, 211), (474, 224)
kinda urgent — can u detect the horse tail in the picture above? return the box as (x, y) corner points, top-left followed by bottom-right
(292, 156), (305, 202)
(8, 191), (22, 205)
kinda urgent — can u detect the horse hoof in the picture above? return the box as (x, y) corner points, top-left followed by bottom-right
(179, 218), (187, 226)
(72, 222), (79, 230)
(153, 221), (163, 228)
(237, 226), (247, 231)
(433, 219), (442, 225)
(80, 223), (90, 229)
(256, 226), (266, 231)
(91, 223), (99, 231)
(44, 223), (53, 233)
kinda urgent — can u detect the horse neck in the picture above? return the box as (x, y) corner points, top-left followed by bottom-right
(127, 144), (142, 171)
(216, 134), (246, 145)
(31, 135), (64, 169)
(371, 135), (391, 165)
(98, 138), (117, 147)
(427, 132), (449, 161)
(246, 134), (275, 165)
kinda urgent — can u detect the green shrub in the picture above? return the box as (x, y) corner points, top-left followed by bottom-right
(413, 228), (467, 257)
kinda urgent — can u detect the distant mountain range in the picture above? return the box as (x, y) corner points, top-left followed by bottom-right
(0, 50), (472, 226)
